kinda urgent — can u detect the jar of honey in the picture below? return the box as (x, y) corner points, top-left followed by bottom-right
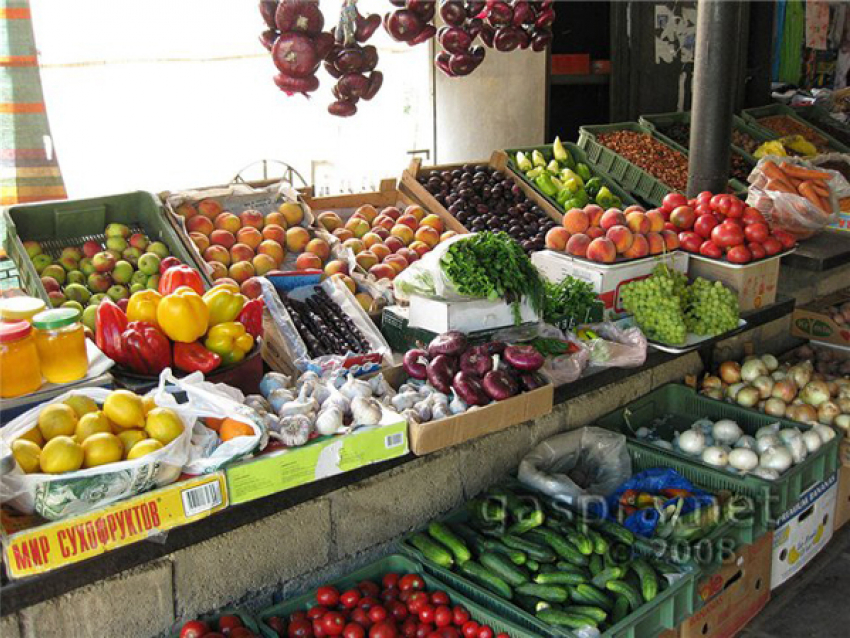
(0, 296), (46, 324)
(0, 321), (42, 397)
(32, 308), (88, 384)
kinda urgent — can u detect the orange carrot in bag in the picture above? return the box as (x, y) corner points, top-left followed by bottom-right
(780, 162), (832, 180)
(762, 161), (788, 182)
(798, 181), (826, 211)
(767, 178), (797, 194)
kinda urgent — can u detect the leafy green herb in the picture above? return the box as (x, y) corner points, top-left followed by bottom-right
(543, 277), (599, 327)
(530, 338), (575, 357)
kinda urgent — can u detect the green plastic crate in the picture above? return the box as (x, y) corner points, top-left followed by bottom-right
(741, 103), (850, 153)
(594, 383), (841, 537)
(503, 143), (638, 211)
(399, 506), (697, 638)
(2, 191), (207, 304)
(169, 609), (260, 638)
(256, 554), (536, 638)
(793, 103), (850, 148)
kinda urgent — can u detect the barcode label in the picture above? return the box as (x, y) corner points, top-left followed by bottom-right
(181, 480), (223, 517)
(385, 432), (404, 449)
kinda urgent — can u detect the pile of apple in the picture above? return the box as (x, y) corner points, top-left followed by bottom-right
(544, 204), (680, 263)
(315, 204), (456, 281)
(656, 192), (797, 264)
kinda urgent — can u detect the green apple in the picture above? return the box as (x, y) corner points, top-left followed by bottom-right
(147, 241), (169, 259)
(129, 282), (146, 295)
(131, 270), (148, 286)
(146, 274), (161, 291)
(107, 284), (129, 301)
(79, 257), (96, 276)
(32, 253), (53, 274)
(89, 293), (106, 306)
(65, 283), (91, 305)
(105, 223), (130, 239)
(81, 304), (98, 331)
(106, 236), (128, 252)
(111, 260), (134, 284)
(61, 300), (84, 314)
(138, 252), (161, 276)
(41, 264), (66, 285)
(66, 270), (86, 286)
(23, 241), (42, 258)
(122, 246), (142, 266)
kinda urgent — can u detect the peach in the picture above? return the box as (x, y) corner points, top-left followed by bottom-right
(371, 227), (390, 241)
(405, 205), (426, 221)
(661, 229), (680, 250)
(197, 199), (223, 220)
(384, 256), (408, 275)
(331, 273), (356, 294)
(278, 202), (304, 227)
(174, 202), (197, 220)
(626, 211), (651, 235)
(397, 247), (419, 264)
(262, 224), (287, 244)
(350, 211), (368, 223)
(204, 245), (231, 266)
(324, 260), (349, 277)
(390, 224), (414, 245)
(333, 228), (354, 242)
(600, 209), (627, 231)
(240, 277), (264, 300)
(646, 232), (665, 255)
(373, 215), (395, 231)
(624, 205), (646, 215)
(237, 227), (263, 250)
(586, 227), (605, 240)
(190, 232), (211, 253)
(566, 233), (592, 258)
(363, 232), (385, 249)
(397, 214), (419, 230)
(623, 234), (649, 259)
(345, 217), (371, 239)
(208, 261), (228, 280)
(385, 236), (405, 253)
(343, 238), (365, 255)
(285, 227), (311, 252)
(355, 250), (379, 270)
(305, 238), (331, 262)
(585, 205), (605, 227)
(414, 226), (441, 248)
(355, 205), (379, 223)
(230, 243), (256, 263)
(355, 292), (374, 312)
(440, 231), (457, 243)
(420, 214), (445, 233)
(215, 277), (240, 289)
(210, 229), (236, 250)
(370, 244), (391, 261)
(587, 238), (617, 263)
(317, 211), (343, 232)
(563, 209), (590, 234)
(646, 210), (665, 233)
(409, 241), (431, 257)
(606, 225), (634, 254)
(257, 240), (285, 265)
(229, 261), (256, 283)
(215, 212), (241, 234)
(295, 253), (322, 271)
(239, 209), (264, 230)
(253, 254), (277, 275)
(187, 216), (214, 236)
(265, 211), (287, 229)
(545, 227), (571, 251)
(381, 206), (401, 221)
(369, 263), (396, 281)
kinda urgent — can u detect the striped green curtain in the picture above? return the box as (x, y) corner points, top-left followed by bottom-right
(778, 0), (805, 85)
(1, 0), (66, 206)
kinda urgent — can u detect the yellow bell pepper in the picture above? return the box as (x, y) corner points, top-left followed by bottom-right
(156, 286), (209, 343)
(202, 285), (245, 326)
(126, 290), (162, 327)
(204, 322), (254, 365)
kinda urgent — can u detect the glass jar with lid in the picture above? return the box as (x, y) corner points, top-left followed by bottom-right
(0, 296), (46, 324)
(0, 321), (43, 397)
(32, 308), (89, 384)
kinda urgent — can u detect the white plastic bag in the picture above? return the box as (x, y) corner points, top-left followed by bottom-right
(581, 322), (647, 369)
(393, 234), (474, 302)
(0, 384), (193, 520)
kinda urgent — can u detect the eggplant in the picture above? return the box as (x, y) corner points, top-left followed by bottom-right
(403, 348), (429, 380)
(453, 371), (488, 406)
(459, 346), (493, 377)
(520, 372), (547, 391)
(482, 369), (518, 401)
(504, 345), (544, 372)
(427, 331), (468, 357)
(427, 355), (456, 394)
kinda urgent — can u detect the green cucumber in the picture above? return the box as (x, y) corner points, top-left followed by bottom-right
(563, 605), (608, 623)
(525, 559), (540, 572)
(480, 552), (529, 586)
(428, 522), (471, 565)
(501, 534), (556, 563)
(606, 580), (642, 611)
(459, 561), (513, 600)
(409, 533), (453, 568)
(513, 593), (542, 614)
(594, 519), (635, 546)
(516, 583), (569, 602)
(507, 508), (545, 535)
(534, 571), (586, 586)
(536, 609), (598, 629)
(452, 523), (526, 565)
(555, 562), (590, 577)
(571, 584), (612, 610)
(527, 528), (588, 566)
(586, 528), (609, 555)
(565, 530), (593, 556)
(467, 498), (506, 525)
(589, 553), (603, 576)
(612, 595), (630, 623)
(591, 566), (625, 589)
(631, 558), (659, 602)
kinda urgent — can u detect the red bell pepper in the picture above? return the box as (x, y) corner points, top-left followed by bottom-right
(95, 299), (128, 364)
(121, 321), (172, 375)
(159, 264), (205, 296)
(237, 298), (264, 339)
(173, 340), (221, 374)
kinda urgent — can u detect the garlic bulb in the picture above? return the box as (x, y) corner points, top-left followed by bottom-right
(322, 384), (351, 414)
(369, 374), (396, 398)
(413, 396), (433, 422)
(351, 396), (382, 426)
(432, 403), (450, 421)
(260, 372), (292, 398)
(270, 414), (313, 447)
(401, 408), (421, 425)
(391, 392), (420, 412)
(245, 394), (271, 414)
(316, 406), (344, 436)
(341, 374), (372, 400)
(269, 388), (297, 413)
(449, 390), (467, 415)
(278, 396), (316, 419)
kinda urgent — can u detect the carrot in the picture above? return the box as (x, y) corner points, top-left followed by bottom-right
(787, 176), (804, 190)
(767, 178), (797, 194)
(779, 162), (832, 181)
(762, 161), (788, 182)
(799, 181), (826, 211)
(809, 180), (829, 197)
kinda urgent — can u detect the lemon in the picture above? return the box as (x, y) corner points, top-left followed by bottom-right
(38, 404), (78, 441)
(11, 439), (41, 474)
(126, 438), (163, 460)
(117, 429), (147, 457)
(63, 394), (99, 418)
(81, 432), (123, 468)
(142, 395), (158, 416)
(75, 411), (112, 442)
(40, 436), (84, 474)
(103, 390), (145, 429)
(18, 426), (44, 446)
(144, 407), (183, 445)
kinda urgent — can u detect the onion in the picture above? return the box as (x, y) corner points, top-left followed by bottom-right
(726, 382), (745, 400)
(482, 369), (518, 401)
(788, 362), (813, 389)
(702, 375), (723, 390)
(712, 419), (742, 445)
(800, 380), (831, 407)
(734, 435), (757, 450)
(835, 413), (850, 437)
(753, 375), (774, 399)
(771, 379), (797, 403)
(272, 32), (320, 78)
(701, 388), (724, 401)
(503, 345), (545, 372)
(764, 398), (787, 417)
(459, 347), (493, 378)
(802, 430), (823, 453)
(428, 331), (468, 358)
(755, 424), (780, 439)
(771, 370), (787, 381)
(403, 349), (429, 380)
(756, 434), (782, 454)
(719, 361), (742, 384)
(753, 467), (780, 481)
(778, 428), (802, 445)
(702, 446), (728, 467)
(761, 354), (779, 371)
(787, 404), (817, 423)
(678, 429), (706, 455)
(736, 386), (760, 408)
(828, 381), (839, 396)
(741, 358), (769, 383)
(837, 397), (850, 413)
(729, 448), (759, 471)
(813, 424), (837, 443)
(818, 400), (841, 425)
(760, 447), (793, 473)
(452, 371), (488, 406)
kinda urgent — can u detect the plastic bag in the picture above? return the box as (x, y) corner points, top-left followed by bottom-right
(0, 382), (193, 520)
(580, 322), (647, 369)
(493, 323), (589, 386)
(517, 427), (632, 511)
(392, 233), (474, 302)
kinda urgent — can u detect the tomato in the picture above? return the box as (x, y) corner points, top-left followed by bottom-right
(288, 619), (314, 638)
(662, 192), (688, 213)
(344, 623), (367, 638)
(679, 231), (703, 253)
(406, 592), (429, 615)
(369, 621), (399, 638)
(359, 581), (381, 598)
(203, 634), (226, 638)
(267, 617), (288, 638)
(697, 191), (713, 206)
(748, 242), (767, 260)
(726, 244), (752, 264)
(418, 604), (436, 624)
(496, 634), (510, 638)
(317, 587), (341, 608)
(398, 591), (412, 603)
(401, 618), (419, 637)
(670, 206), (696, 230)
(744, 222), (769, 244)
(693, 213), (719, 239)
(433, 606), (452, 628)
(314, 620), (328, 638)
(179, 620), (211, 638)
(350, 609), (373, 629)
(711, 222), (745, 249)
(389, 602), (409, 622)
(341, 590), (362, 609)
(709, 194), (725, 210)
(416, 625), (435, 638)
(308, 607), (329, 621)
(772, 229), (796, 250)
(742, 207), (766, 226)
(230, 629), (256, 638)
(219, 615), (244, 632)
(430, 592), (450, 607)
(383, 573), (401, 590)
(440, 629), (460, 638)
(727, 198), (744, 218)
(399, 575), (425, 592)
(452, 606), (470, 627)
(358, 597), (380, 611)
(762, 236), (783, 255)
(381, 589), (400, 604)
(699, 240), (723, 259)
(322, 612), (347, 636)
(369, 607), (388, 623)
(663, 221), (677, 232)
(695, 203), (712, 218)
(291, 612), (309, 624)
(461, 622), (480, 638)
(477, 626), (494, 638)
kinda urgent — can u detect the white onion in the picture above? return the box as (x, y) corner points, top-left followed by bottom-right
(736, 386), (760, 408)
(702, 375), (723, 390)
(813, 424), (837, 444)
(755, 424), (780, 439)
(787, 437), (808, 464)
(702, 446), (728, 467)
(729, 448), (759, 471)
(837, 397), (850, 413)
(778, 428), (802, 444)
(760, 446), (793, 473)
(800, 380), (831, 407)
(678, 429), (706, 455)
(726, 382), (745, 400)
(761, 354), (779, 371)
(701, 388), (724, 400)
(771, 370), (787, 381)
(764, 398), (787, 417)
(752, 467), (780, 481)
(834, 413), (850, 435)
(741, 359), (769, 383)
(753, 376), (774, 399)
(818, 400), (841, 425)
(788, 363), (813, 390)
(653, 439), (673, 450)
(771, 379), (798, 403)
(734, 435), (757, 450)
(756, 434), (782, 454)
(719, 361), (742, 384)
(802, 430), (823, 453)
(712, 419), (743, 445)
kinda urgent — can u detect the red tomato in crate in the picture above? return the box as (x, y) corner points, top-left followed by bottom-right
(389, 601), (409, 622)
(406, 592), (429, 614)
(344, 624), (367, 638)
(693, 213), (719, 239)
(314, 620), (328, 638)
(369, 607), (388, 623)
(697, 191), (713, 206)
(461, 622), (479, 638)
(418, 604), (436, 624)
(219, 615), (244, 632)
(322, 611), (347, 636)
(290, 612), (309, 624)
(401, 618), (418, 637)
(670, 206), (696, 230)
(288, 618), (314, 637)
(476, 626), (494, 638)
(711, 222), (745, 249)
(358, 598), (380, 610)
(699, 240), (723, 259)
(727, 245), (753, 264)
(727, 198), (744, 218)
(179, 620), (210, 638)
(383, 574), (400, 590)
(415, 625), (434, 638)
(317, 587), (341, 608)
(452, 607), (470, 627)
(434, 606), (453, 628)
(359, 581), (381, 598)
(369, 621), (398, 638)
(695, 203), (713, 218)
(399, 575), (425, 592)
(763, 237), (783, 256)
(382, 589), (400, 604)
(748, 242), (767, 260)
(351, 608), (372, 628)
(341, 590), (362, 609)
(744, 222), (769, 244)
(267, 617), (288, 638)
(308, 607), (329, 621)
(440, 629), (460, 638)
(430, 592), (450, 607)
(679, 231), (703, 253)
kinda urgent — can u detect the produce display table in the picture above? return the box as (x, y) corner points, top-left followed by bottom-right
(780, 230), (850, 272)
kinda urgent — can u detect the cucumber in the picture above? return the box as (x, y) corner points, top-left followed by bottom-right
(516, 583), (569, 603)
(525, 559), (540, 572)
(586, 528), (609, 555)
(631, 558), (659, 602)
(594, 519), (635, 546)
(507, 508), (545, 535)
(409, 533), (453, 568)
(534, 571), (586, 586)
(459, 561), (513, 600)
(565, 530), (593, 556)
(536, 609), (598, 629)
(501, 534), (556, 563)
(513, 593), (543, 614)
(480, 552), (529, 586)
(571, 584), (613, 610)
(527, 528), (588, 566)
(563, 605), (608, 623)
(467, 498), (506, 525)
(589, 553), (603, 576)
(591, 566), (625, 589)
(612, 595), (630, 623)
(428, 522), (471, 565)
(606, 580), (642, 611)
(555, 562), (590, 577)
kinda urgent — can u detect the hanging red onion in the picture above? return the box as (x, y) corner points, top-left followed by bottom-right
(272, 32), (320, 78)
(276, 0), (325, 35)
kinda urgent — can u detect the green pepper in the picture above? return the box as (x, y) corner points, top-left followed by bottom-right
(560, 168), (584, 188)
(526, 167), (543, 179)
(515, 151), (533, 172)
(595, 186), (616, 208)
(532, 149), (547, 168)
(555, 188), (572, 206)
(535, 173), (559, 197)
(564, 191), (589, 210)
(584, 177), (602, 198)
(563, 178), (581, 194)
(546, 159), (561, 173)
(553, 137), (569, 162)
(576, 163), (592, 182)
(611, 196), (623, 209)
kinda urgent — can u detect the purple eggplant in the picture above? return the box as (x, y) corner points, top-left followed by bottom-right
(403, 348), (429, 380)
(482, 368), (518, 401)
(427, 331), (468, 358)
(427, 354), (456, 394)
(460, 346), (493, 377)
(453, 371), (488, 406)
(520, 372), (547, 391)
(504, 345), (544, 372)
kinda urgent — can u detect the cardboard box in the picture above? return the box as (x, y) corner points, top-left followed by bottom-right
(771, 472), (838, 588)
(791, 289), (850, 347)
(841, 438), (850, 465)
(1, 473), (228, 579)
(835, 462), (850, 532)
(688, 253), (781, 312)
(532, 250), (689, 319)
(225, 417), (408, 505)
(407, 295), (539, 333)
(680, 532), (772, 638)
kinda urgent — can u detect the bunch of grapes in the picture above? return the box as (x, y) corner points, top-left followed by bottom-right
(620, 265), (688, 345)
(685, 278), (739, 336)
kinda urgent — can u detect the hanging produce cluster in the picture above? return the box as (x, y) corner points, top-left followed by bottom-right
(259, 0), (552, 117)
